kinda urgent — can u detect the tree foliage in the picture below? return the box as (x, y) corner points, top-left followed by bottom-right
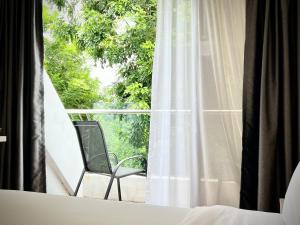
(45, 0), (156, 108)
(43, 5), (100, 109)
(43, 0), (157, 165)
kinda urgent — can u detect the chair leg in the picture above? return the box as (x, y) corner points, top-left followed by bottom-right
(117, 178), (122, 201)
(104, 175), (115, 200)
(74, 170), (85, 196)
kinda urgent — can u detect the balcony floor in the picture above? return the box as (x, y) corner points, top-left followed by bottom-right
(81, 173), (146, 203)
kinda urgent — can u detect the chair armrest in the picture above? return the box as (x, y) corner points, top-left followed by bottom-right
(112, 155), (146, 176)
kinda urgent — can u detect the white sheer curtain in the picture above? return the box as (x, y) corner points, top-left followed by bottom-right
(146, 0), (245, 208)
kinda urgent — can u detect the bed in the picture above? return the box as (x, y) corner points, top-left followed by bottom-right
(0, 163), (299, 225)
(179, 163), (299, 225)
(0, 190), (189, 225)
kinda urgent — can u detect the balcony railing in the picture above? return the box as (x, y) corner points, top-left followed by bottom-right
(65, 108), (241, 169)
(62, 108), (242, 201)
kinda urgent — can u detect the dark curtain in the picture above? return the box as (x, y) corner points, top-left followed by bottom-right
(241, 0), (300, 212)
(0, 0), (46, 192)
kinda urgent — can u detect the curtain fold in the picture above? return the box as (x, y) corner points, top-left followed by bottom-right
(241, 0), (300, 212)
(0, 0), (46, 192)
(147, 0), (245, 208)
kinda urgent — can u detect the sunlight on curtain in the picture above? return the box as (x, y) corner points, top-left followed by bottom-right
(146, 0), (245, 208)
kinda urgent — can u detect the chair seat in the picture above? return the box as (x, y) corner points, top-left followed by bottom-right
(114, 167), (144, 178)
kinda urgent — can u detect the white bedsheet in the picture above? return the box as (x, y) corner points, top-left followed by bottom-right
(179, 205), (285, 225)
(0, 190), (289, 225)
(0, 190), (189, 225)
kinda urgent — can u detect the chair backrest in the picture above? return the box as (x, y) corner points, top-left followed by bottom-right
(282, 162), (300, 225)
(73, 121), (112, 174)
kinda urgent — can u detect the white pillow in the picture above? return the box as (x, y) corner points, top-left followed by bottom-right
(282, 163), (300, 225)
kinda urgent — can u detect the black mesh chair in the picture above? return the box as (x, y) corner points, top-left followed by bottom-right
(73, 121), (146, 201)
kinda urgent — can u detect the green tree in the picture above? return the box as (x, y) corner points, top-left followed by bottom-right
(43, 0), (157, 166)
(79, 0), (157, 89)
(75, 0), (156, 150)
(43, 4), (100, 109)
(45, 0), (156, 108)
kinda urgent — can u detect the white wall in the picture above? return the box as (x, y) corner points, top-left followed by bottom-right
(46, 158), (69, 195)
(44, 72), (84, 195)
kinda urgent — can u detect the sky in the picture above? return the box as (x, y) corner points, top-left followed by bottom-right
(89, 62), (118, 87)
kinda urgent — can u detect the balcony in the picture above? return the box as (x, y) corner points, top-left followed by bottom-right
(44, 74), (242, 205)
(43, 72), (149, 202)
(46, 107), (150, 203)
(67, 109), (151, 203)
